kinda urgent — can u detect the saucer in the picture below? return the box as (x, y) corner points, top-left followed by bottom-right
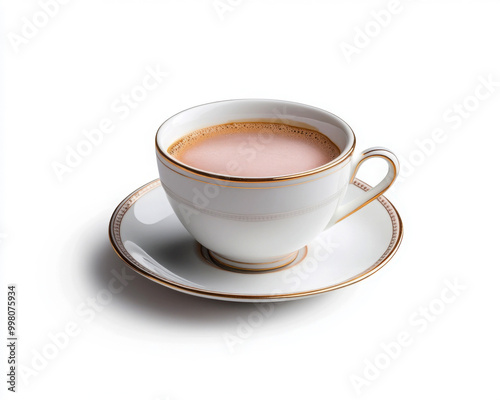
(109, 179), (403, 302)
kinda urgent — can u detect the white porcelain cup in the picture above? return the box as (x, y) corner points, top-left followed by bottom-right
(156, 99), (399, 272)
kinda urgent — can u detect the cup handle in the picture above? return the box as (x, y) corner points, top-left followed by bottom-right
(325, 147), (400, 229)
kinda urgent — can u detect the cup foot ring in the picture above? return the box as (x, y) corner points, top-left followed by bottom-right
(200, 246), (308, 274)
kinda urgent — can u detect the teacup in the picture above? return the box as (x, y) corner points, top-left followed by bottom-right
(156, 99), (399, 271)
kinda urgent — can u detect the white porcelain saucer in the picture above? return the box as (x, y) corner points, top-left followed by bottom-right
(109, 179), (403, 302)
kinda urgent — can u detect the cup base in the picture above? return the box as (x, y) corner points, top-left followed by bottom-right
(207, 250), (300, 273)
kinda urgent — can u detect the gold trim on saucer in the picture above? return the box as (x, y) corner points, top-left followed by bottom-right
(108, 178), (403, 301)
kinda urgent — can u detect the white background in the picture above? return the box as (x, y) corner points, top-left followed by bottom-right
(1, 0), (499, 399)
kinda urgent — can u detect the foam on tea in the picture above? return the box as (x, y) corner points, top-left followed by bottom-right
(168, 122), (340, 177)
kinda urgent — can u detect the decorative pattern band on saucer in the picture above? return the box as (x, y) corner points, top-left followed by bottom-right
(108, 178), (403, 301)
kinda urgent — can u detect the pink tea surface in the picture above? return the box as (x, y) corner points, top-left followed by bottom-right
(168, 122), (340, 177)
